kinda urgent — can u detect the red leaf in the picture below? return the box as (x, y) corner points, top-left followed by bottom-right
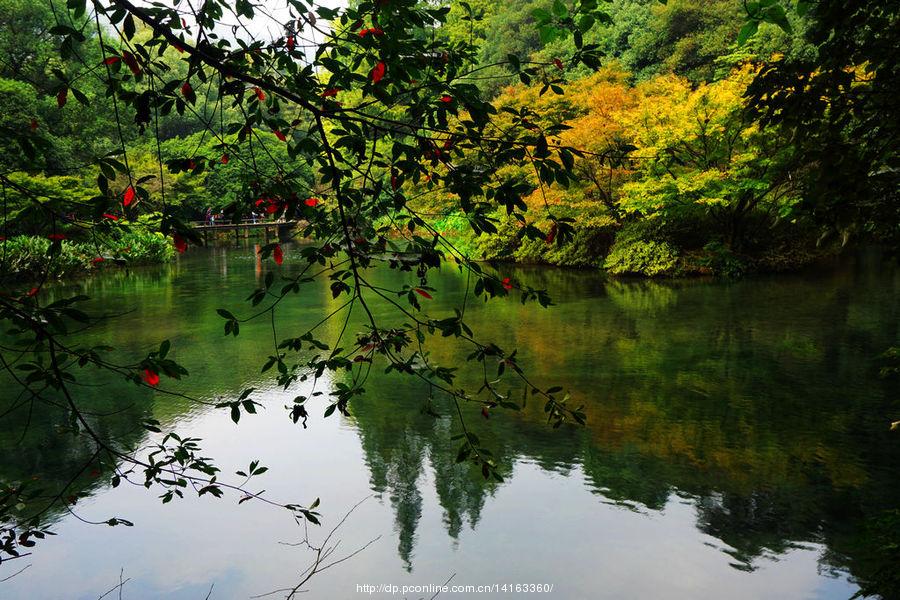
(265, 201), (280, 214)
(91, 257), (105, 264)
(103, 213), (119, 221)
(254, 86), (266, 101)
(545, 222), (557, 244)
(220, 154), (229, 164)
(57, 88), (67, 108)
(440, 95), (452, 103)
(123, 186), (135, 207)
(304, 197), (319, 207)
(273, 129), (287, 142)
(502, 277), (512, 291)
(481, 406), (490, 419)
(122, 52), (141, 76)
(321, 88), (340, 97)
(103, 56), (120, 65)
(273, 244), (284, 265)
(47, 233), (66, 241)
(414, 288), (433, 300)
(370, 61), (386, 83)
(181, 81), (193, 97)
(255, 198), (267, 207)
(187, 159), (196, 170)
(390, 171), (399, 190)
(142, 369), (160, 387)
(173, 234), (188, 254)
(286, 35), (295, 51)
(174, 45), (184, 53)
(27, 287), (39, 297)
(553, 58), (564, 71)
(30, 118), (38, 131)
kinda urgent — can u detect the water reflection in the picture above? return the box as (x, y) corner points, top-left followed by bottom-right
(1, 247), (898, 598)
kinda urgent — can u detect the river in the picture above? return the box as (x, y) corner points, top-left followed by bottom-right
(1, 246), (898, 599)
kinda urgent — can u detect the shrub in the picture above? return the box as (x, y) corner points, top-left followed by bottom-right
(698, 241), (745, 278)
(116, 230), (176, 265)
(0, 230), (174, 281)
(604, 238), (679, 276)
(0, 236), (90, 279)
(604, 222), (680, 276)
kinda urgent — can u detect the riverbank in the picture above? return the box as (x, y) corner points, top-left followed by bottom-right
(435, 213), (843, 278)
(0, 232), (175, 281)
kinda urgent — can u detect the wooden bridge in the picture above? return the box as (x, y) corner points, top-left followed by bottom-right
(190, 219), (299, 244)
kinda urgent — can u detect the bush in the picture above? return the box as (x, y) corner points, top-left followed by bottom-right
(0, 230), (175, 281)
(604, 221), (680, 276)
(444, 212), (616, 268)
(0, 236), (90, 279)
(430, 213), (481, 259)
(116, 230), (176, 265)
(698, 241), (745, 278)
(604, 238), (680, 276)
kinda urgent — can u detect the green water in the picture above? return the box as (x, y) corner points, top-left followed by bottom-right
(1, 246), (898, 599)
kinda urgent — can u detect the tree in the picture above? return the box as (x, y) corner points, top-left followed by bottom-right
(742, 0), (900, 248)
(0, 0), (598, 566)
(618, 66), (799, 251)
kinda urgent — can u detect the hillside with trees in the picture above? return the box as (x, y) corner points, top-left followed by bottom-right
(1, 0), (896, 279)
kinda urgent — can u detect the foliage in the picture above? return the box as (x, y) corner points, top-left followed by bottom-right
(0, 235), (91, 279)
(0, 230), (174, 280)
(0, 0), (598, 567)
(0, 0), (896, 585)
(418, 63), (811, 272)
(742, 0), (900, 250)
(618, 65), (799, 251)
(697, 241), (745, 278)
(603, 221), (679, 276)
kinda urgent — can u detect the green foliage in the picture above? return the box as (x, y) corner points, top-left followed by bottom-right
(116, 230), (176, 265)
(614, 0), (746, 81)
(698, 241), (745, 278)
(1, 172), (96, 234)
(0, 230), (174, 280)
(603, 222), (680, 276)
(0, 235), (90, 279)
(743, 0), (900, 250)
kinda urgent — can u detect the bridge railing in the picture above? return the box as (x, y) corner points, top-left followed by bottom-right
(189, 218), (294, 228)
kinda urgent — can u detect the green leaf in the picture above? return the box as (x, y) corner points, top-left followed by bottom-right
(578, 15), (595, 33)
(531, 8), (551, 23)
(552, 0), (567, 18)
(737, 20), (758, 46)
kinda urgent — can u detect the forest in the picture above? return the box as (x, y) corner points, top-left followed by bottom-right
(2, 0), (896, 278)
